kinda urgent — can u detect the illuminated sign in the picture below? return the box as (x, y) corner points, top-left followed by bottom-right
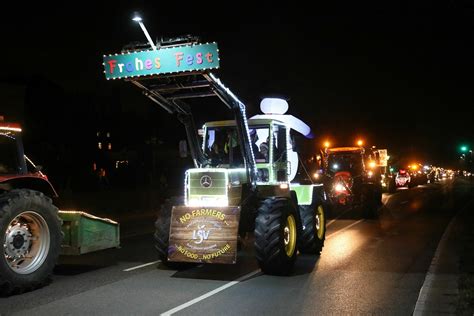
(168, 206), (240, 264)
(377, 149), (388, 166)
(103, 42), (219, 80)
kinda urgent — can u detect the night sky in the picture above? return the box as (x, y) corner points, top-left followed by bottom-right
(1, 1), (473, 167)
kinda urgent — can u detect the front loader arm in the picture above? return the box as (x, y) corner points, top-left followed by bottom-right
(205, 73), (257, 188)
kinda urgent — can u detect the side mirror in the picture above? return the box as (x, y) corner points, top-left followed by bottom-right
(34, 165), (43, 172)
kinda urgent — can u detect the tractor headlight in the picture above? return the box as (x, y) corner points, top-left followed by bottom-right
(334, 182), (345, 192)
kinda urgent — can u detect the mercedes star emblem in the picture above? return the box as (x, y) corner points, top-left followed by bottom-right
(200, 175), (212, 188)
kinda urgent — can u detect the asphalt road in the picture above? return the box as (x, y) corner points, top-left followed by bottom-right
(1, 179), (470, 315)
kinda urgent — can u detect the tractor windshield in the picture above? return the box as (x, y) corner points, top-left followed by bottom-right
(205, 126), (270, 166)
(327, 153), (363, 175)
(0, 133), (19, 174)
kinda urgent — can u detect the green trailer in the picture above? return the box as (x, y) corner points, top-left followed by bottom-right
(59, 211), (119, 256)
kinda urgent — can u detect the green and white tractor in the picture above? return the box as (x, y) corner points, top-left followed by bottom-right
(104, 36), (327, 275)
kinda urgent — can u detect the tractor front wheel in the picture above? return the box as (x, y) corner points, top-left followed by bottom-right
(154, 197), (192, 269)
(254, 197), (299, 275)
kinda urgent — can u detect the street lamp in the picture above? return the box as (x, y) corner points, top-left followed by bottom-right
(357, 139), (364, 147)
(132, 13), (157, 50)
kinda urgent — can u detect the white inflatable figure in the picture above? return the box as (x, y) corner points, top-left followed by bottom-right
(250, 98), (312, 182)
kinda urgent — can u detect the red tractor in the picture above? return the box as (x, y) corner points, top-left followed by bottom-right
(0, 120), (62, 294)
(321, 146), (382, 218)
(0, 118), (119, 295)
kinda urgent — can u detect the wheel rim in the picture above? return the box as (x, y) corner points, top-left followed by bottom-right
(4, 211), (50, 274)
(315, 205), (325, 240)
(283, 214), (296, 257)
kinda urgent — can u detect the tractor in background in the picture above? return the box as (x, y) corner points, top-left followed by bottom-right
(321, 146), (382, 218)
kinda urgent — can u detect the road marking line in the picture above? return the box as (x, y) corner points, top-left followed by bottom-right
(326, 219), (364, 239)
(160, 269), (261, 316)
(123, 260), (160, 272)
(413, 216), (457, 315)
(413, 198), (474, 315)
(326, 206), (353, 227)
(161, 216), (364, 315)
(159, 216), (365, 315)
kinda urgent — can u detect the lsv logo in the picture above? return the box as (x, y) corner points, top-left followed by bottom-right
(192, 225), (210, 244)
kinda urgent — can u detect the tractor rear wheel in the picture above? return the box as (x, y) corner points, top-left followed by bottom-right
(0, 189), (62, 295)
(254, 197), (299, 275)
(298, 203), (326, 255)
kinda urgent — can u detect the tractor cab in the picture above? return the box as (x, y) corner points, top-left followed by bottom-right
(0, 120), (55, 197)
(190, 96), (314, 208)
(326, 148), (365, 176)
(202, 119), (291, 178)
(0, 121), (27, 176)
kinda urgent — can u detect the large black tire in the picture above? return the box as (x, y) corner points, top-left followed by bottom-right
(361, 185), (379, 219)
(388, 178), (397, 193)
(375, 186), (382, 205)
(254, 197), (299, 275)
(297, 201), (326, 255)
(154, 199), (172, 264)
(153, 197), (191, 269)
(0, 189), (62, 295)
